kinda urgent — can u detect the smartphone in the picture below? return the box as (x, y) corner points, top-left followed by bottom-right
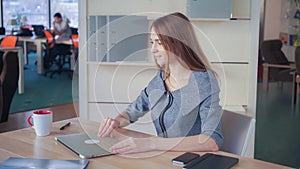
(172, 152), (200, 165)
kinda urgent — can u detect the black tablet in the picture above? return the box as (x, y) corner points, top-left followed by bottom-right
(183, 153), (239, 169)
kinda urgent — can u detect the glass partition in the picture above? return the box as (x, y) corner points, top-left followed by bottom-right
(50, 0), (78, 28)
(2, 0), (78, 33)
(2, 0), (49, 31)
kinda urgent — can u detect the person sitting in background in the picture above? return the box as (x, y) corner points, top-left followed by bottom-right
(52, 12), (71, 39)
(44, 12), (72, 70)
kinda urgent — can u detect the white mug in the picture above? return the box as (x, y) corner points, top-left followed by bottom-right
(27, 110), (53, 136)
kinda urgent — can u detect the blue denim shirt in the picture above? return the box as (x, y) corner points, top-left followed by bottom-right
(124, 70), (224, 148)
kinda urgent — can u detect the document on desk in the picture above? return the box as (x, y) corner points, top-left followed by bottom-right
(0, 157), (89, 169)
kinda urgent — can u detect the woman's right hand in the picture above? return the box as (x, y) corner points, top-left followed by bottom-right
(98, 118), (120, 138)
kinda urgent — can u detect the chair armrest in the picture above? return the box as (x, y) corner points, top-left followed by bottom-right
(290, 70), (297, 75)
(262, 63), (295, 69)
(289, 62), (296, 67)
(296, 75), (300, 83)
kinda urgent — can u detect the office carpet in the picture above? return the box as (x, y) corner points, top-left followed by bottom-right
(9, 52), (76, 113)
(255, 82), (300, 168)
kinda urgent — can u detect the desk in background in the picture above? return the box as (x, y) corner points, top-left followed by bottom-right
(0, 47), (24, 94)
(18, 36), (45, 74)
(0, 117), (293, 169)
(18, 36), (72, 74)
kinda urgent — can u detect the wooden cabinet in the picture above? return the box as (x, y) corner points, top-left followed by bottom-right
(87, 0), (250, 19)
(79, 0), (259, 122)
(79, 1), (259, 156)
(187, 0), (232, 19)
(88, 0), (185, 16)
(86, 63), (157, 134)
(232, 0), (251, 19)
(192, 20), (251, 62)
(84, 62), (248, 133)
(87, 63), (157, 103)
(213, 63), (249, 106)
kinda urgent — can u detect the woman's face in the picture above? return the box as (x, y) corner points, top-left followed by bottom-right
(150, 29), (178, 68)
(150, 29), (168, 67)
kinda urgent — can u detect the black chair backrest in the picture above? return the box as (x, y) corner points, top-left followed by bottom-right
(70, 27), (78, 35)
(261, 40), (289, 65)
(220, 110), (255, 156)
(295, 46), (300, 75)
(0, 51), (19, 122)
(0, 27), (5, 35)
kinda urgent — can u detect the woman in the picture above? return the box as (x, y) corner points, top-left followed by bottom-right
(98, 12), (223, 154)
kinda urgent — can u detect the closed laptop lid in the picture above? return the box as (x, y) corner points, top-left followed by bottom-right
(55, 133), (116, 159)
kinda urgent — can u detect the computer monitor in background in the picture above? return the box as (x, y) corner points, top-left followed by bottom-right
(32, 25), (45, 38)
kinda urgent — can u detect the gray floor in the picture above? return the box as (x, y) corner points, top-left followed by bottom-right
(255, 81), (300, 168)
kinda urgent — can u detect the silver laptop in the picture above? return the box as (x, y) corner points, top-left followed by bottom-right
(55, 133), (116, 159)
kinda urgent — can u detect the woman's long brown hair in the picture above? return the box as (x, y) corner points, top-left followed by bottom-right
(150, 12), (217, 80)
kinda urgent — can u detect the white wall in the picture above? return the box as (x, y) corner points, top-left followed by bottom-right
(264, 0), (282, 40)
(263, 0), (296, 61)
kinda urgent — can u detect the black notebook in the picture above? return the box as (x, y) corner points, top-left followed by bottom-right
(183, 153), (239, 169)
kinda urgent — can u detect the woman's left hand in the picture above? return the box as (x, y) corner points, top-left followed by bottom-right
(109, 137), (155, 154)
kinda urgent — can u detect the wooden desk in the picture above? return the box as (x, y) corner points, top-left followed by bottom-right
(0, 47), (24, 94)
(19, 36), (72, 74)
(0, 118), (292, 169)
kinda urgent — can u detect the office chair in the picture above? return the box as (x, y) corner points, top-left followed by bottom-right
(0, 35), (18, 47)
(0, 27), (5, 35)
(220, 110), (256, 157)
(292, 46), (300, 104)
(70, 27), (78, 35)
(261, 40), (294, 90)
(0, 51), (19, 123)
(71, 34), (79, 60)
(43, 30), (72, 78)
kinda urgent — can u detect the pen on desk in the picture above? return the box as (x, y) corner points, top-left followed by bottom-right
(60, 122), (71, 130)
